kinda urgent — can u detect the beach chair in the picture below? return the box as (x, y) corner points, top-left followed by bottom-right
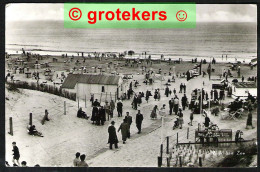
(228, 108), (244, 120)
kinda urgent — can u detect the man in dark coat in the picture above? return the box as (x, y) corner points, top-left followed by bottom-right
(124, 112), (132, 138)
(136, 110), (144, 134)
(183, 84), (186, 93)
(91, 106), (98, 124)
(117, 100), (123, 117)
(181, 94), (188, 110)
(93, 99), (100, 107)
(108, 121), (118, 149)
(169, 98), (174, 115)
(77, 108), (89, 119)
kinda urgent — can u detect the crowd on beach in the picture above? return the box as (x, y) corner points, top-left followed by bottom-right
(6, 50), (257, 167)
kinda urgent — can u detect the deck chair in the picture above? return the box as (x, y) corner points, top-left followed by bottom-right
(228, 108), (244, 120)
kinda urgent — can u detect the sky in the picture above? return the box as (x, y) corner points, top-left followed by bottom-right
(5, 3), (257, 22)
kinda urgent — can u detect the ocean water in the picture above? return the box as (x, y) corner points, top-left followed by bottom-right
(5, 21), (257, 62)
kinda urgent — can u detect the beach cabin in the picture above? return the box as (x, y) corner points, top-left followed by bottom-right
(231, 82), (257, 99)
(61, 74), (126, 100)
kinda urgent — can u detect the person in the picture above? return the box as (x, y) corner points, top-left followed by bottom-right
(173, 88), (176, 95)
(183, 84), (186, 93)
(99, 106), (106, 125)
(169, 98), (174, 115)
(145, 90), (150, 103)
(77, 107), (89, 119)
(110, 100), (115, 118)
(104, 101), (111, 120)
(108, 121), (118, 149)
(173, 96), (179, 115)
(179, 83), (183, 93)
(124, 112), (132, 138)
(77, 154), (89, 167)
(150, 105), (158, 119)
(242, 76), (244, 82)
(29, 125), (43, 137)
(188, 110), (194, 126)
(165, 86), (169, 97)
(117, 100), (123, 117)
(204, 115), (210, 128)
(73, 152), (80, 167)
(90, 94), (94, 106)
(93, 99), (100, 107)
(181, 94), (188, 110)
(118, 119), (129, 144)
(91, 106), (98, 124)
(21, 161), (27, 167)
(178, 109), (184, 129)
(41, 109), (50, 125)
(246, 111), (254, 129)
(159, 104), (166, 117)
(132, 95), (138, 110)
(136, 110), (144, 134)
(12, 142), (20, 166)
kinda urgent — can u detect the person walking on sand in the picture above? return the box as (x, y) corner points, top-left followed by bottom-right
(136, 110), (144, 134)
(188, 110), (194, 126)
(173, 96), (179, 115)
(124, 112), (132, 138)
(169, 98), (174, 115)
(110, 100), (115, 118)
(150, 105), (158, 119)
(77, 154), (89, 167)
(183, 83), (186, 93)
(165, 86), (169, 97)
(118, 119), (129, 144)
(177, 109), (184, 129)
(73, 152), (80, 167)
(117, 100), (123, 117)
(41, 109), (50, 125)
(179, 83), (183, 93)
(12, 142), (20, 166)
(246, 111), (254, 129)
(108, 121), (118, 149)
(181, 94), (188, 110)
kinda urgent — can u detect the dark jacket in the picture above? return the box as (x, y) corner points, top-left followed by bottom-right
(12, 146), (19, 156)
(136, 113), (143, 124)
(205, 117), (210, 127)
(108, 125), (118, 144)
(125, 116), (133, 126)
(117, 102), (123, 111)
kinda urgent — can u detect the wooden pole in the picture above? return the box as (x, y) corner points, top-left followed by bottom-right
(187, 127), (189, 139)
(199, 157), (202, 167)
(179, 156), (182, 167)
(166, 136), (169, 154)
(167, 157), (170, 167)
(9, 117), (13, 136)
(78, 97), (79, 110)
(85, 94), (86, 108)
(177, 132), (179, 145)
(100, 93), (102, 103)
(64, 101), (66, 115)
(160, 144), (163, 158)
(29, 113), (32, 125)
(105, 92), (108, 102)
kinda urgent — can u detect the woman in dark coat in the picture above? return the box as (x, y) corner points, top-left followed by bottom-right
(108, 121), (118, 149)
(99, 106), (106, 125)
(118, 119), (129, 144)
(246, 112), (254, 129)
(91, 106), (98, 124)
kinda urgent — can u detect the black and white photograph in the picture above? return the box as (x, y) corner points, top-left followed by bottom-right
(5, 3), (257, 167)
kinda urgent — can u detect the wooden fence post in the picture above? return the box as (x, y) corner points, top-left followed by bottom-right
(8, 117), (13, 136)
(29, 113), (32, 125)
(177, 132), (179, 145)
(199, 157), (202, 167)
(64, 101), (66, 115)
(100, 93), (102, 103)
(187, 127), (189, 139)
(179, 156), (182, 167)
(166, 136), (169, 154)
(85, 94), (86, 108)
(78, 97), (79, 110)
(160, 144), (163, 158)
(167, 157), (170, 167)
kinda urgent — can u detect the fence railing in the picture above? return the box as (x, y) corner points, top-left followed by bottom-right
(6, 81), (76, 101)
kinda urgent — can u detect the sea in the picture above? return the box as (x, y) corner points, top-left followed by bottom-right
(5, 21), (257, 63)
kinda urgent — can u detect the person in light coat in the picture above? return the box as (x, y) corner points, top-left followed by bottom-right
(118, 119), (129, 144)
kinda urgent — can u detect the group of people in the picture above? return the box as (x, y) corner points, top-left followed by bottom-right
(108, 110), (143, 149)
(73, 152), (89, 167)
